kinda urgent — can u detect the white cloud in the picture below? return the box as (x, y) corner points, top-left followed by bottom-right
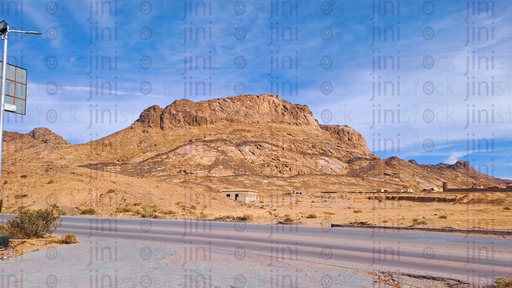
(445, 151), (470, 164)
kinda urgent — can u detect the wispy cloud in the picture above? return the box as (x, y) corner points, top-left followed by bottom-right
(2, 0), (511, 178)
(445, 151), (469, 164)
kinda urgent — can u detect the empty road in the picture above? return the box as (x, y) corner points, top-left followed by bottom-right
(0, 215), (510, 287)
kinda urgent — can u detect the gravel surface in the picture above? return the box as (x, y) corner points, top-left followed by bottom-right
(0, 237), (380, 287)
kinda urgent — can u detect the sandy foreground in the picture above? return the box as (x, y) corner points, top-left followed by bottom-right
(1, 172), (510, 287)
(2, 165), (511, 230)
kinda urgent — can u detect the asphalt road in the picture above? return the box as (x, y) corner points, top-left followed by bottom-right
(0, 215), (510, 287)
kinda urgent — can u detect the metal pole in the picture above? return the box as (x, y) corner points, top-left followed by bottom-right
(0, 31), (8, 184)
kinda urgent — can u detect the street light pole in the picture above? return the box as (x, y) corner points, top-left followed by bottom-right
(0, 20), (41, 184)
(0, 29), (9, 187)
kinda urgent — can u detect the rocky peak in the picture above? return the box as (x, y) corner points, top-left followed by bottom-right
(451, 160), (474, 171)
(320, 124), (371, 155)
(137, 105), (163, 128)
(135, 94), (319, 130)
(28, 127), (70, 146)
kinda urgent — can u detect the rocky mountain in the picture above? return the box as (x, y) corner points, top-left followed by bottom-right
(78, 94), (507, 189)
(0, 94), (509, 212)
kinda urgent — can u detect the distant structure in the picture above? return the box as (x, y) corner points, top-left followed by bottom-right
(293, 190), (306, 195)
(220, 189), (259, 203)
(321, 191), (338, 194)
(442, 182), (512, 192)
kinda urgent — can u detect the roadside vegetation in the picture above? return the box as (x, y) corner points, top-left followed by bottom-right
(0, 207), (78, 260)
(495, 277), (512, 288)
(4, 207), (62, 239)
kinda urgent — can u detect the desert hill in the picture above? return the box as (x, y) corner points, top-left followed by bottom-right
(0, 94), (510, 219)
(76, 94), (507, 188)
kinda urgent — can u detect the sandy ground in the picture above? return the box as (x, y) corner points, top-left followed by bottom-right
(1, 164), (511, 232)
(0, 238), (65, 261)
(3, 184), (511, 231)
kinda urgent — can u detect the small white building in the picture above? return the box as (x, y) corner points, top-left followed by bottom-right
(221, 189), (259, 203)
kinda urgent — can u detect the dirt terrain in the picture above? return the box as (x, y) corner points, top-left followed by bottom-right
(0, 238), (64, 261)
(1, 94), (511, 230)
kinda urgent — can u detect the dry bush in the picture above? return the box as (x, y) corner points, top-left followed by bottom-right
(49, 233), (79, 244)
(283, 216), (294, 223)
(14, 193), (28, 200)
(59, 234), (79, 244)
(140, 206), (160, 219)
(213, 215), (236, 221)
(0, 224), (9, 235)
(6, 208), (62, 239)
(236, 214), (254, 221)
(495, 277), (512, 288)
(80, 208), (97, 215)
(412, 218), (427, 226)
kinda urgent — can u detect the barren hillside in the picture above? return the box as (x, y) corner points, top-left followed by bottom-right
(1, 94), (509, 219)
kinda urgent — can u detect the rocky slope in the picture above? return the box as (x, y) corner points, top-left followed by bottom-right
(1, 94), (509, 205)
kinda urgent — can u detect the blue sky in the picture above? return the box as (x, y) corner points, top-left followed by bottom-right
(1, 0), (511, 179)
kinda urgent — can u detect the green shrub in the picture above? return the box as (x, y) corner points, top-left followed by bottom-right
(305, 213), (317, 219)
(6, 208), (62, 239)
(0, 234), (9, 249)
(0, 224), (9, 235)
(353, 210), (363, 213)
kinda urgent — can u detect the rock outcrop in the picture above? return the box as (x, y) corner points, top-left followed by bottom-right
(28, 128), (70, 146)
(320, 124), (371, 155)
(136, 94), (318, 130)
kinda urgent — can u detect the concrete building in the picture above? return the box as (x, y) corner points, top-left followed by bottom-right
(221, 189), (259, 203)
